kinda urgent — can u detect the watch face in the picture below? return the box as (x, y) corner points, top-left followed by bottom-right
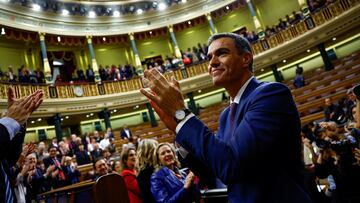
(175, 109), (186, 120)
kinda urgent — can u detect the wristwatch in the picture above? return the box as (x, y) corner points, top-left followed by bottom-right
(174, 109), (191, 123)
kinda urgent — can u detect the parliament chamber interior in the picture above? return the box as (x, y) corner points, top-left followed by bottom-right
(0, 0), (359, 202)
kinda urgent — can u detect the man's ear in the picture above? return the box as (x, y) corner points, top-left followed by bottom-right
(242, 52), (252, 67)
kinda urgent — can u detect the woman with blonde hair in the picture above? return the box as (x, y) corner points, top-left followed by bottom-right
(150, 142), (200, 203)
(136, 139), (158, 203)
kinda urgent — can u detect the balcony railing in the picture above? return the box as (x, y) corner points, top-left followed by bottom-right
(0, 0), (358, 100)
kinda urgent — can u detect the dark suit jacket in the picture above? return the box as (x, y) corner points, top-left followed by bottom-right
(120, 128), (132, 139)
(176, 78), (312, 203)
(0, 123), (26, 203)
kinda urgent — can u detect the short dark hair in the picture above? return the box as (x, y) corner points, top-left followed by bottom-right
(93, 156), (105, 170)
(208, 32), (253, 72)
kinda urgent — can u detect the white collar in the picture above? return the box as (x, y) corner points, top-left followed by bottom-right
(231, 76), (254, 104)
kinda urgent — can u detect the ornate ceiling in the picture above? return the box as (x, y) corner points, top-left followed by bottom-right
(0, 0), (237, 36)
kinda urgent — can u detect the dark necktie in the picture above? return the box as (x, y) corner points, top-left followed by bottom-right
(1, 163), (14, 203)
(229, 102), (238, 133)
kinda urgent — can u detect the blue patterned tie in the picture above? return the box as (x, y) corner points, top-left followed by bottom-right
(1, 163), (14, 203)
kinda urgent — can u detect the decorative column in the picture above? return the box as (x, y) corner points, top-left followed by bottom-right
(146, 103), (158, 127)
(205, 13), (217, 35)
(39, 32), (52, 84)
(128, 33), (142, 68)
(271, 64), (283, 82)
(86, 36), (101, 82)
(186, 92), (197, 115)
(168, 25), (182, 59)
(318, 43), (333, 71)
(54, 113), (62, 142)
(246, 0), (265, 39)
(99, 108), (111, 129)
(298, 0), (315, 29)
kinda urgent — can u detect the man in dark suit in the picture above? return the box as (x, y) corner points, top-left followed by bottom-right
(120, 125), (132, 140)
(0, 87), (43, 203)
(140, 33), (312, 202)
(43, 146), (66, 189)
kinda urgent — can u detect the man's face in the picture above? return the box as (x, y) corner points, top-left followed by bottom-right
(207, 37), (251, 88)
(325, 98), (331, 106)
(95, 159), (108, 176)
(49, 148), (57, 158)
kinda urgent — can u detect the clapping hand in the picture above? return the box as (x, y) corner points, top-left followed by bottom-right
(6, 87), (44, 125)
(140, 69), (185, 131)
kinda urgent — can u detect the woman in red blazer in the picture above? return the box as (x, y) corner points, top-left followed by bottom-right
(120, 147), (143, 203)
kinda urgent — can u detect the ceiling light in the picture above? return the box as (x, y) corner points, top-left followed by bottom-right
(182, 0), (187, 3)
(86, 115), (90, 118)
(32, 4), (41, 11)
(113, 109), (117, 112)
(198, 90), (202, 93)
(89, 11), (96, 18)
(1, 28), (5, 35)
(332, 37), (336, 41)
(188, 21), (191, 25)
(136, 9), (143, 15)
(61, 118), (64, 121)
(307, 49), (310, 53)
(113, 10), (120, 17)
(261, 68), (264, 72)
(158, 2), (166, 10)
(149, 31), (152, 34)
(90, 113), (94, 116)
(31, 120), (35, 124)
(226, 6), (230, 10)
(57, 36), (61, 42)
(283, 59), (287, 63)
(65, 116), (69, 119)
(102, 37), (106, 41)
(37, 118), (42, 121)
(62, 9), (69, 15)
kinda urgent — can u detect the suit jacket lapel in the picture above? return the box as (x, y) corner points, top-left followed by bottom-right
(235, 78), (263, 127)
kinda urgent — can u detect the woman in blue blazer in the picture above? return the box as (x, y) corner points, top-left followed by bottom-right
(150, 143), (200, 203)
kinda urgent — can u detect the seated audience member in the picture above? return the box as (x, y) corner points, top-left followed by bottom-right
(136, 139), (158, 203)
(120, 147), (143, 203)
(7, 65), (17, 82)
(91, 143), (103, 161)
(106, 127), (114, 139)
(121, 124), (132, 140)
(99, 133), (111, 150)
(102, 148), (112, 167)
(293, 66), (305, 88)
(49, 137), (59, 150)
(62, 156), (80, 185)
(151, 143), (200, 203)
(112, 160), (122, 174)
(108, 138), (117, 154)
(346, 88), (357, 118)
(75, 144), (91, 165)
(324, 98), (343, 122)
(93, 157), (109, 181)
(36, 141), (48, 162)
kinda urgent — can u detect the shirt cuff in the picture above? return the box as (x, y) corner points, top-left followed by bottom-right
(0, 117), (20, 141)
(175, 113), (195, 134)
(175, 113), (195, 159)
